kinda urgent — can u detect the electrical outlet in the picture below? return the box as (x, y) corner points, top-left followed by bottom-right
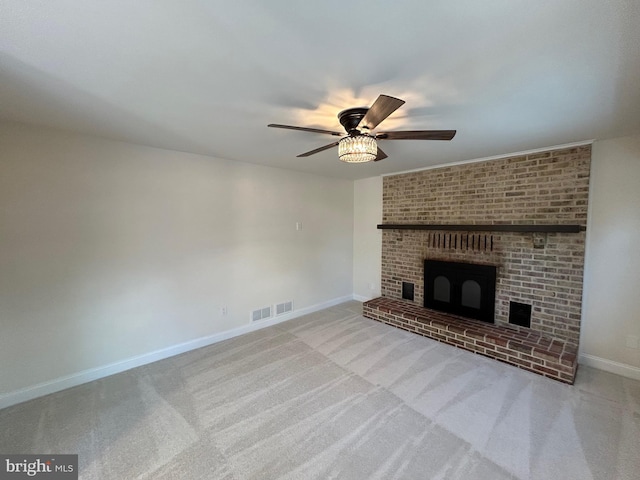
(220, 306), (228, 316)
(625, 335), (639, 349)
(296, 222), (303, 231)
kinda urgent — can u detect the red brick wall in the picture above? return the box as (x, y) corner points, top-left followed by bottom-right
(381, 145), (591, 346)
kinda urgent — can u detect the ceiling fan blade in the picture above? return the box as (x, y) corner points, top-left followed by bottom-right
(377, 130), (456, 140)
(296, 141), (340, 157)
(357, 95), (405, 131)
(374, 147), (388, 162)
(268, 124), (343, 136)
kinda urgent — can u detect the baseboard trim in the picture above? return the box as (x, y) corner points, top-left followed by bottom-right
(579, 353), (640, 380)
(0, 295), (355, 410)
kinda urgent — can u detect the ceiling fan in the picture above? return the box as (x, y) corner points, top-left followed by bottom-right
(268, 94), (456, 163)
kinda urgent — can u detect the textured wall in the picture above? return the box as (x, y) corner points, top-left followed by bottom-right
(381, 145), (591, 346)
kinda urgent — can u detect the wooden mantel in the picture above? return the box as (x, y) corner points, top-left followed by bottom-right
(376, 224), (586, 233)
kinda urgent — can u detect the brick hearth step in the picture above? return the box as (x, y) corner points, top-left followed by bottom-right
(363, 296), (578, 384)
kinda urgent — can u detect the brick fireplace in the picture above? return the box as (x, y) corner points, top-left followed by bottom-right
(363, 145), (591, 383)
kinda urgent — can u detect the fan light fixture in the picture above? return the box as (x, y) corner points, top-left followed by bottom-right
(338, 134), (377, 163)
(268, 94), (456, 163)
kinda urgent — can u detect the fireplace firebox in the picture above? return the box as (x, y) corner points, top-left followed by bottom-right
(424, 260), (497, 323)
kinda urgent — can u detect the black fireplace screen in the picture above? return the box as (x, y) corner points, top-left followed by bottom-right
(424, 260), (497, 323)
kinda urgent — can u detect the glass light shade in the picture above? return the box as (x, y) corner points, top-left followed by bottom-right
(338, 134), (377, 163)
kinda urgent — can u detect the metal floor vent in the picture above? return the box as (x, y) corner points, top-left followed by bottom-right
(251, 306), (272, 322)
(275, 300), (293, 316)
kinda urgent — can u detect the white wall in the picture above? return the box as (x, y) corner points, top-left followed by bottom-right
(352, 177), (383, 301)
(0, 122), (354, 404)
(580, 134), (640, 378)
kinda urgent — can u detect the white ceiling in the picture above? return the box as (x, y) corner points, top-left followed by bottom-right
(1, 1), (639, 180)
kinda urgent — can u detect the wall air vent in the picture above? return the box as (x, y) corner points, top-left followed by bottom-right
(251, 306), (272, 322)
(275, 300), (293, 316)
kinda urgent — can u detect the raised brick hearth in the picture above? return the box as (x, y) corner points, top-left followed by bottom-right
(363, 296), (578, 383)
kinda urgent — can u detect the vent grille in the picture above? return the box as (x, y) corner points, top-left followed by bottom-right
(251, 306), (272, 322)
(275, 300), (293, 316)
(426, 232), (494, 252)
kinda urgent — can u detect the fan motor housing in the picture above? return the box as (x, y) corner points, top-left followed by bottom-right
(338, 107), (368, 133)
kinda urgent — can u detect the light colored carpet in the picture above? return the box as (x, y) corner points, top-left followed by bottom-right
(1, 301), (639, 479)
